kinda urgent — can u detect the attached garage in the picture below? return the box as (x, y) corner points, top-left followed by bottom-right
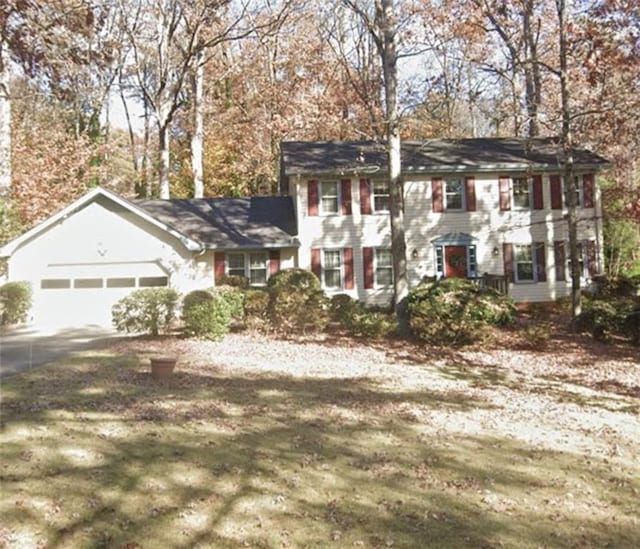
(0, 187), (299, 329)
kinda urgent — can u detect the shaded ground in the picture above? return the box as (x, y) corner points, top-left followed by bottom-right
(0, 326), (638, 548)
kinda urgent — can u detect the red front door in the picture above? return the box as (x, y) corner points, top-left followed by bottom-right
(444, 246), (467, 278)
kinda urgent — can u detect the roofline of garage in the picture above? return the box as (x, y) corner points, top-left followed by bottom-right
(0, 187), (204, 258)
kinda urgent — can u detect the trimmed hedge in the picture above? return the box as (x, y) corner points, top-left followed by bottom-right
(267, 268), (329, 333)
(408, 278), (516, 345)
(112, 288), (179, 335)
(0, 281), (32, 325)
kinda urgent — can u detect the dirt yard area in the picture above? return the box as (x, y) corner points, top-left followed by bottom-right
(1, 328), (638, 548)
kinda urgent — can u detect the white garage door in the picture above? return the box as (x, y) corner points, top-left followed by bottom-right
(31, 262), (169, 329)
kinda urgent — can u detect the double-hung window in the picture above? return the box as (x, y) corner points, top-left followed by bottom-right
(323, 250), (342, 289)
(512, 177), (531, 209)
(514, 244), (535, 282)
(444, 178), (464, 210)
(567, 242), (586, 279)
(372, 181), (390, 212)
(564, 176), (583, 208)
(375, 248), (393, 286)
(227, 252), (268, 285)
(320, 181), (339, 214)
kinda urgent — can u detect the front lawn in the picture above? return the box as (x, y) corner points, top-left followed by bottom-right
(1, 333), (638, 548)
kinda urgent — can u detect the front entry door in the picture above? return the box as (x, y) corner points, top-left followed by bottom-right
(444, 246), (467, 278)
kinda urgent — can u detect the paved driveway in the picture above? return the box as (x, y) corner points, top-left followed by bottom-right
(0, 326), (117, 378)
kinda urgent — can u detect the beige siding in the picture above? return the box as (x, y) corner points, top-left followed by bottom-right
(295, 173), (602, 304)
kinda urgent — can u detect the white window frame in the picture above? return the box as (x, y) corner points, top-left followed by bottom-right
(512, 177), (532, 210)
(444, 178), (465, 211)
(319, 180), (340, 215)
(374, 248), (393, 287)
(226, 252), (268, 286)
(322, 249), (343, 290)
(563, 176), (583, 208)
(371, 180), (390, 213)
(514, 244), (536, 283)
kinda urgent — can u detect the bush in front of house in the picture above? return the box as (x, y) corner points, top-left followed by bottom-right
(215, 274), (249, 289)
(267, 268), (329, 333)
(182, 291), (231, 340)
(329, 293), (395, 339)
(112, 287), (179, 336)
(0, 281), (32, 325)
(211, 285), (244, 320)
(329, 293), (359, 324)
(407, 278), (516, 345)
(243, 288), (270, 331)
(575, 296), (638, 343)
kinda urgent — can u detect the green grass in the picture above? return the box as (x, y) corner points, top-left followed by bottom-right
(1, 346), (639, 548)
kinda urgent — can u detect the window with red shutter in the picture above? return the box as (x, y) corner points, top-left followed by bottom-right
(554, 241), (566, 281)
(311, 248), (321, 280)
(431, 178), (443, 213)
(343, 248), (354, 289)
(503, 243), (514, 282)
(499, 177), (511, 211)
(550, 175), (562, 209)
(307, 180), (319, 216)
(359, 179), (372, 215)
(214, 252), (225, 284)
(268, 250), (280, 277)
(532, 175), (544, 210)
(535, 242), (546, 282)
(363, 247), (374, 289)
(583, 174), (594, 208)
(341, 179), (352, 215)
(465, 177), (476, 211)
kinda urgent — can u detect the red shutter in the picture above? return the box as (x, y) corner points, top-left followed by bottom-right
(343, 247), (354, 289)
(214, 252), (226, 283)
(585, 240), (597, 277)
(503, 243), (514, 282)
(341, 179), (352, 215)
(268, 250), (280, 277)
(532, 174), (543, 210)
(363, 247), (374, 289)
(308, 180), (319, 216)
(431, 178), (443, 213)
(311, 248), (322, 280)
(554, 241), (566, 282)
(465, 176), (476, 211)
(535, 242), (546, 282)
(359, 178), (372, 215)
(499, 176), (511, 211)
(550, 175), (562, 209)
(583, 174), (594, 208)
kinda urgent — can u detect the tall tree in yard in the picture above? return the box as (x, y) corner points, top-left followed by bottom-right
(343, 0), (409, 331)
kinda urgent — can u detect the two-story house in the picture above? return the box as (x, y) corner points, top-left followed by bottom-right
(0, 137), (610, 328)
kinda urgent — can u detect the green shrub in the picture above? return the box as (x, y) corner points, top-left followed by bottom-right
(590, 275), (640, 299)
(329, 293), (359, 323)
(216, 274), (249, 289)
(623, 306), (640, 345)
(407, 278), (516, 345)
(345, 307), (396, 339)
(267, 268), (329, 333)
(575, 297), (636, 342)
(112, 288), (179, 336)
(243, 289), (270, 331)
(0, 281), (32, 325)
(182, 295), (231, 340)
(182, 289), (214, 311)
(212, 285), (244, 320)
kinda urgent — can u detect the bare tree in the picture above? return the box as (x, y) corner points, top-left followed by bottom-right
(342, 0), (409, 331)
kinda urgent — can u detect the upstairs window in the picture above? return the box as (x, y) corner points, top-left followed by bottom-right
(320, 181), (339, 214)
(564, 176), (583, 208)
(444, 178), (464, 210)
(372, 180), (390, 212)
(512, 177), (531, 209)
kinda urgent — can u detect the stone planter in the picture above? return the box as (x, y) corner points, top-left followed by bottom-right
(150, 357), (177, 379)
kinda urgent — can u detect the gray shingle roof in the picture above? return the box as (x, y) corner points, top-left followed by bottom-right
(134, 196), (298, 249)
(280, 138), (611, 178)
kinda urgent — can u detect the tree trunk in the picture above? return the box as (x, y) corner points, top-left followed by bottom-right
(158, 123), (171, 199)
(378, 0), (409, 333)
(191, 46), (204, 199)
(0, 48), (11, 194)
(557, 0), (581, 319)
(523, 0), (541, 137)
